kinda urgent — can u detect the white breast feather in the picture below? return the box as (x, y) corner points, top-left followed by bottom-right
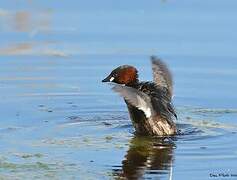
(111, 84), (154, 119)
(136, 95), (152, 118)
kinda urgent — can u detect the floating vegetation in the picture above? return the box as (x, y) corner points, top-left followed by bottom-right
(14, 153), (43, 159)
(0, 161), (50, 170)
(191, 108), (237, 115)
(178, 107), (237, 116)
(0, 160), (80, 179)
(105, 136), (113, 142)
(184, 118), (237, 130)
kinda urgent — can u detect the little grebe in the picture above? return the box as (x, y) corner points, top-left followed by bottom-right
(102, 56), (177, 136)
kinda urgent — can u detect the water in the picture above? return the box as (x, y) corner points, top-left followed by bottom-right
(0, 0), (237, 179)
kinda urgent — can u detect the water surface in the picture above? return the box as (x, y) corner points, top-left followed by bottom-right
(0, 0), (237, 179)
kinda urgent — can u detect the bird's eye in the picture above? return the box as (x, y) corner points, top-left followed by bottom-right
(109, 76), (115, 82)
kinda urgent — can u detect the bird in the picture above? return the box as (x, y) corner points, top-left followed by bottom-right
(102, 56), (177, 136)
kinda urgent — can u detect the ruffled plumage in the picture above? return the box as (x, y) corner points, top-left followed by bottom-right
(103, 56), (177, 136)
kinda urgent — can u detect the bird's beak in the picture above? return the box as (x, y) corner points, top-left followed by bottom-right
(102, 74), (113, 82)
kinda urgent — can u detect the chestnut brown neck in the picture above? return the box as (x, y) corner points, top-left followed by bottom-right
(126, 77), (139, 87)
(117, 66), (139, 86)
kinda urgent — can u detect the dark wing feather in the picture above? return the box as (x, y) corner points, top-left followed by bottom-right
(111, 84), (155, 118)
(151, 56), (173, 96)
(138, 82), (177, 120)
(151, 92), (177, 120)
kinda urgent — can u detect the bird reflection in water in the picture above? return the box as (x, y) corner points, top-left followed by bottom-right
(112, 136), (175, 180)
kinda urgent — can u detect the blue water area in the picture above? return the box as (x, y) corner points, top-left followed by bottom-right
(0, 0), (237, 179)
